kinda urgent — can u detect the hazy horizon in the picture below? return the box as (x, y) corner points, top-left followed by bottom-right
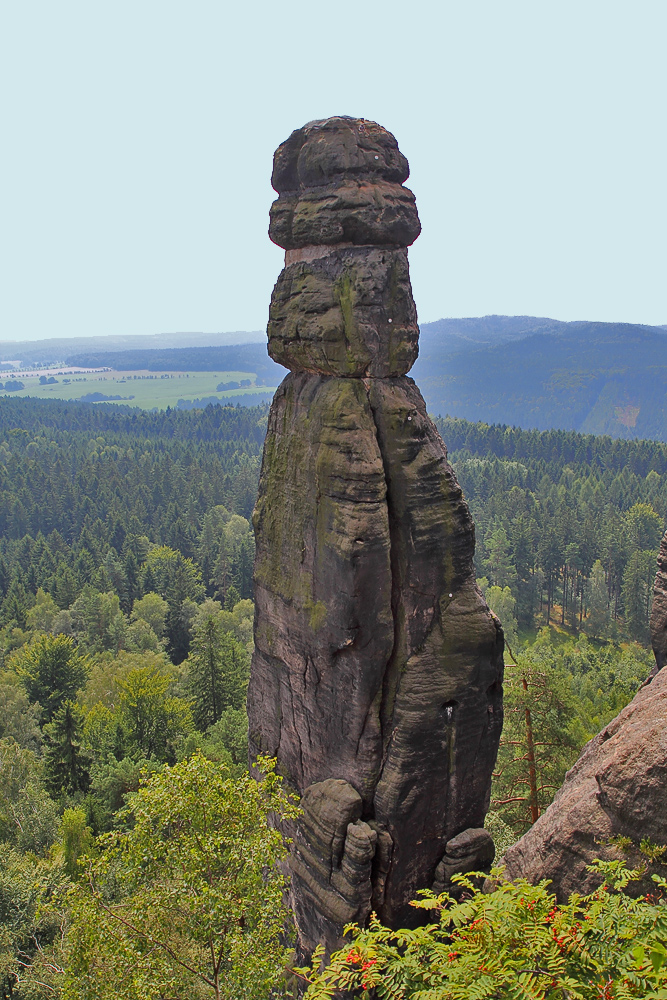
(3, 312), (667, 351)
(2, 1), (666, 340)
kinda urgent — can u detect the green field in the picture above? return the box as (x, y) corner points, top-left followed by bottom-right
(0, 370), (278, 410)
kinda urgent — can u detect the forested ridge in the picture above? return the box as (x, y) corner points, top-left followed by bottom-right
(65, 343), (287, 382)
(1, 394), (666, 996)
(413, 317), (667, 441)
(436, 416), (667, 642)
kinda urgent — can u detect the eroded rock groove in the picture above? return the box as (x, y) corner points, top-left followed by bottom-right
(247, 116), (504, 956)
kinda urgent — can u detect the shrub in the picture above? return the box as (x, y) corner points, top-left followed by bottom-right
(299, 861), (667, 999)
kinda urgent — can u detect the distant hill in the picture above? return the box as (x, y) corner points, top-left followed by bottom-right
(0, 329), (263, 365)
(8, 314), (667, 441)
(417, 315), (567, 353)
(64, 344), (287, 385)
(413, 316), (667, 441)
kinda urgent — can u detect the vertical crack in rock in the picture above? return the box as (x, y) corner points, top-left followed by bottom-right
(247, 116), (504, 959)
(364, 379), (404, 761)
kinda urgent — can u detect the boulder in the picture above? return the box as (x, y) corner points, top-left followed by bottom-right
(502, 666), (667, 901)
(269, 179), (421, 251)
(290, 779), (377, 954)
(269, 117), (420, 250)
(432, 828), (496, 895)
(267, 247), (419, 377)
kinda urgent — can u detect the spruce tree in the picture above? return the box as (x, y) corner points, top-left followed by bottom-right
(15, 633), (89, 723)
(584, 559), (611, 638)
(186, 601), (248, 730)
(43, 700), (91, 796)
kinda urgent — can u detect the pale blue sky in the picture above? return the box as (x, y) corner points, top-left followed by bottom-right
(1, 0), (665, 342)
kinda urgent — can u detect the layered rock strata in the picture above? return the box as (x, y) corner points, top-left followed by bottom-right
(247, 117), (504, 956)
(502, 530), (667, 900)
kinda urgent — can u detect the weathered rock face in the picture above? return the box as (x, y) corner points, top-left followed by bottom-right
(651, 529), (667, 671)
(502, 665), (667, 901)
(502, 535), (667, 901)
(267, 247), (419, 376)
(248, 117), (504, 957)
(269, 117), (420, 251)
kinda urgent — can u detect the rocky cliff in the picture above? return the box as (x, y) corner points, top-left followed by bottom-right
(502, 528), (667, 900)
(247, 117), (504, 956)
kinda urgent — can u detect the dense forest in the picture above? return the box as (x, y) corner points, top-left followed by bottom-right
(438, 416), (667, 643)
(0, 397), (263, 652)
(0, 394), (665, 996)
(0, 397), (662, 648)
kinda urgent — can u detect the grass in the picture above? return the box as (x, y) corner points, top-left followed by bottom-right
(0, 370), (279, 411)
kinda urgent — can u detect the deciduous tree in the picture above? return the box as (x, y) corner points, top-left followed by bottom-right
(65, 754), (298, 1000)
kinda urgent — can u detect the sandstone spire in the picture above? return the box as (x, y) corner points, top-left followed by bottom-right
(247, 116), (504, 956)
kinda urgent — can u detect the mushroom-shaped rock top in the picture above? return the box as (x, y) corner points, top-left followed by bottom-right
(269, 117), (421, 251)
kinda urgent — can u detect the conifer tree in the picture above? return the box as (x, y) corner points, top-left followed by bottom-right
(483, 527), (517, 590)
(14, 633), (89, 723)
(622, 549), (656, 643)
(492, 631), (581, 833)
(186, 601), (248, 730)
(43, 699), (91, 796)
(584, 559), (611, 638)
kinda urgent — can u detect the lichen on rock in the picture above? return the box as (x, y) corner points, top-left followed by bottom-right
(248, 116), (504, 958)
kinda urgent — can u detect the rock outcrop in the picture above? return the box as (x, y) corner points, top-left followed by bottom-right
(247, 117), (504, 957)
(502, 666), (667, 900)
(502, 531), (667, 900)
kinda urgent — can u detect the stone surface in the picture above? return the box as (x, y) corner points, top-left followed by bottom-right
(502, 666), (667, 901)
(651, 529), (667, 671)
(269, 180), (421, 251)
(248, 117), (503, 958)
(271, 117), (410, 191)
(267, 247), (419, 377)
(290, 779), (378, 954)
(269, 117), (420, 250)
(432, 829), (496, 895)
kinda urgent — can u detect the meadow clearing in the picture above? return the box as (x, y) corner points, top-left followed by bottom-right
(0, 369), (278, 409)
